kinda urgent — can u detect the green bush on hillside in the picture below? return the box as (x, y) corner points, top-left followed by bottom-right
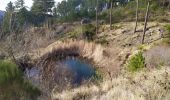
(0, 60), (41, 100)
(0, 60), (21, 85)
(82, 24), (96, 40)
(165, 24), (170, 34)
(162, 24), (170, 44)
(127, 52), (145, 73)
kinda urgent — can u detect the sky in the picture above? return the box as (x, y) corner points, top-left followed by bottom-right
(0, 0), (63, 11)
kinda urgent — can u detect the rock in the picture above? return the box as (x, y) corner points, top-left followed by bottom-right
(0, 52), (6, 59)
(81, 18), (91, 24)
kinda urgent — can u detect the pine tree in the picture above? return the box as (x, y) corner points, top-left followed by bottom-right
(31, 0), (55, 15)
(2, 2), (15, 34)
(6, 1), (15, 12)
(15, 0), (25, 10)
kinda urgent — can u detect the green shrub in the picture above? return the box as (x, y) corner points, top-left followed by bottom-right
(162, 24), (170, 44)
(127, 52), (145, 73)
(0, 60), (22, 85)
(0, 60), (41, 100)
(165, 24), (170, 34)
(82, 24), (96, 40)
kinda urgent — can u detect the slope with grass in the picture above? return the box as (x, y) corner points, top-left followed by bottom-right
(1, 20), (170, 100)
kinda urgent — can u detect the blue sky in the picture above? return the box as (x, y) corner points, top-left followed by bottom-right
(0, 0), (63, 11)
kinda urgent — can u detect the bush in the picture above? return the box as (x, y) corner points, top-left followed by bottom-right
(82, 24), (96, 40)
(0, 60), (21, 85)
(165, 24), (170, 34)
(127, 52), (145, 73)
(162, 24), (170, 44)
(0, 60), (41, 100)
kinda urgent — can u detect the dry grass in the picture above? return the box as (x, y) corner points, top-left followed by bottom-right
(32, 40), (122, 77)
(144, 45), (170, 69)
(52, 67), (170, 100)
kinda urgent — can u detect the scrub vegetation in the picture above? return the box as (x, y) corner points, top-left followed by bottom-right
(1, 0), (170, 100)
(0, 60), (41, 100)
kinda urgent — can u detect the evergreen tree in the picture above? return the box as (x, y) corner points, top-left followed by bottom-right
(15, 0), (25, 10)
(16, 7), (30, 27)
(31, 0), (55, 15)
(1, 2), (15, 35)
(31, 0), (55, 25)
(6, 1), (15, 12)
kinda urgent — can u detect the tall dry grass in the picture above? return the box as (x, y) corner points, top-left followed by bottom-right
(52, 67), (170, 100)
(33, 40), (121, 77)
(144, 45), (170, 69)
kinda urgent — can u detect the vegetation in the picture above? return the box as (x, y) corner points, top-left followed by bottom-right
(1, 0), (170, 99)
(161, 24), (170, 44)
(165, 24), (170, 34)
(82, 24), (96, 40)
(127, 52), (145, 73)
(1, 0), (169, 37)
(0, 60), (41, 100)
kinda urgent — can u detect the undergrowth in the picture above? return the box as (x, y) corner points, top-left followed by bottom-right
(0, 60), (41, 100)
(162, 24), (170, 44)
(127, 52), (145, 73)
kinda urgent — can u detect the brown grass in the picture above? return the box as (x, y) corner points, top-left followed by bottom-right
(52, 67), (170, 100)
(144, 45), (170, 69)
(33, 40), (121, 77)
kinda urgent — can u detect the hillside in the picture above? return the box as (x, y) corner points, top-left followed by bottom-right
(27, 21), (170, 100)
(1, 0), (170, 100)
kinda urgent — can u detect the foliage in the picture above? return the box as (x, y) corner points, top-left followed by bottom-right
(82, 24), (96, 40)
(16, 7), (30, 27)
(162, 24), (170, 44)
(0, 60), (41, 100)
(127, 52), (145, 73)
(165, 24), (170, 34)
(6, 1), (15, 12)
(31, 0), (55, 15)
(15, 0), (25, 10)
(1, 12), (11, 34)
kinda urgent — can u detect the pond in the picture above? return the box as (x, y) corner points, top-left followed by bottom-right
(61, 58), (95, 84)
(25, 57), (96, 92)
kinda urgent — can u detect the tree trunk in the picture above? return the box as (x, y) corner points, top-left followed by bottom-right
(142, 1), (150, 44)
(134, 0), (139, 33)
(110, 1), (113, 30)
(168, 0), (170, 9)
(96, 0), (99, 34)
(9, 12), (13, 33)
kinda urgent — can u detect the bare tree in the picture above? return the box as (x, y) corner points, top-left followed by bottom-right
(96, 0), (99, 34)
(168, 0), (170, 9)
(142, 1), (150, 44)
(110, 0), (113, 30)
(134, 0), (139, 33)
